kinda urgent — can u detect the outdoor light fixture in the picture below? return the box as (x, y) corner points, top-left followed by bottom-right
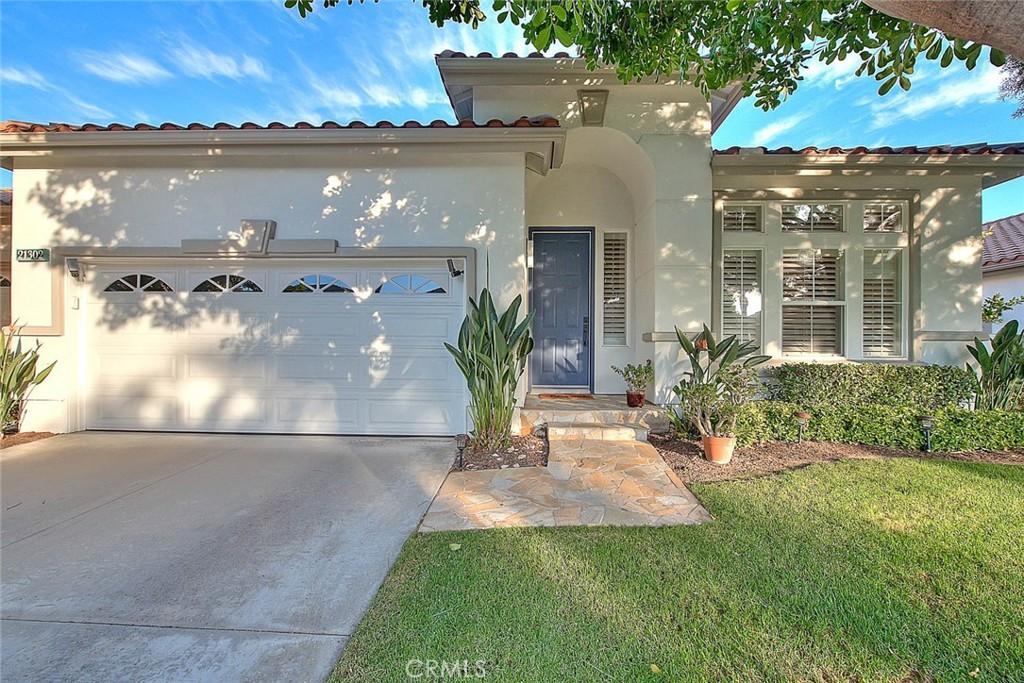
(917, 415), (934, 452)
(66, 257), (82, 281)
(576, 89), (609, 126)
(447, 258), (464, 278)
(454, 433), (470, 468)
(794, 411), (811, 443)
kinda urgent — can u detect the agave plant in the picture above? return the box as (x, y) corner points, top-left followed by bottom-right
(668, 324), (770, 438)
(1, 325), (57, 434)
(967, 320), (1024, 410)
(444, 288), (534, 450)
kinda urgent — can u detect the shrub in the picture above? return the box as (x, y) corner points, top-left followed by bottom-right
(769, 362), (976, 411)
(931, 410), (1024, 452)
(735, 401), (1024, 452)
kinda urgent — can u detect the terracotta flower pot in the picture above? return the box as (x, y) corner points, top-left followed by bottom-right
(625, 390), (646, 408)
(702, 435), (736, 465)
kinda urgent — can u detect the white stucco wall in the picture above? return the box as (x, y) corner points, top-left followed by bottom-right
(484, 83), (715, 401)
(10, 154), (528, 432)
(983, 267), (1024, 332)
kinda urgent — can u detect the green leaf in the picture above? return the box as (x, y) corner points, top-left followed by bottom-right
(989, 48), (1007, 67)
(554, 24), (573, 47)
(534, 24), (552, 49)
(449, 543), (462, 551)
(878, 76), (898, 96)
(551, 4), (566, 22)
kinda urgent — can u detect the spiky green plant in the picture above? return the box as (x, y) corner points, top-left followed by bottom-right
(444, 289), (534, 450)
(668, 324), (770, 438)
(1, 326), (57, 433)
(967, 320), (1024, 410)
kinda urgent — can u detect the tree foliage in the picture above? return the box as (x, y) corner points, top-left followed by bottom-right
(286, 0), (1006, 110)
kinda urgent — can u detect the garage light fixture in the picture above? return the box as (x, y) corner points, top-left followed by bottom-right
(66, 257), (82, 281)
(577, 89), (609, 126)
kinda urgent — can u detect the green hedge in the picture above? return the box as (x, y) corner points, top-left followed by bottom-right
(769, 363), (977, 411)
(735, 400), (1024, 452)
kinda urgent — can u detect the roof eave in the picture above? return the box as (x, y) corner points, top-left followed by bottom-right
(0, 125), (568, 174)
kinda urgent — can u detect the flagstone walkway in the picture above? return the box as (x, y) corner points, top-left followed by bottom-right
(419, 437), (712, 532)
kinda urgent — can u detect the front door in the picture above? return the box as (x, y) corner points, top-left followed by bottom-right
(530, 230), (592, 388)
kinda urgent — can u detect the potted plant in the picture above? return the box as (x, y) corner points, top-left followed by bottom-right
(1, 325), (57, 437)
(669, 325), (769, 464)
(612, 360), (654, 407)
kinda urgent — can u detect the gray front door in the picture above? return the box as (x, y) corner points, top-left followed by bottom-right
(530, 230), (592, 387)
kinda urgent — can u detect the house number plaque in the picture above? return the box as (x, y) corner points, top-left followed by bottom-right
(15, 248), (50, 262)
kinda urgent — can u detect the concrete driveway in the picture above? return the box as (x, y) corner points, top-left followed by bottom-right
(0, 432), (452, 682)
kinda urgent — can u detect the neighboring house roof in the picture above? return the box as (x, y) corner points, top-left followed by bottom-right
(0, 117), (560, 133)
(715, 143), (1024, 156)
(0, 189), (10, 206)
(438, 50), (576, 59)
(983, 212), (1024, 273)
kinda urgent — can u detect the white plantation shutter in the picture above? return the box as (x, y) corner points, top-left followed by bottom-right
(863, 203), (903, 232)
(721, 250), (762, 346)
(782, 249), (844, 355)
(863, 249), (903, 357)
(722, 204), (762, 232)
(782, 203), (843, 232)
(602, 232), (627, 345)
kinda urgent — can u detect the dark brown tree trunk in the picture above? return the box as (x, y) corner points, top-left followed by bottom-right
(863, 0), (1024, 58)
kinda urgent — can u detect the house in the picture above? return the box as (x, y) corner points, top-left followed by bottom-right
(2, 51), (1023, 437)
(982, 211), (1024, 331)
(1, 188), (10, 327)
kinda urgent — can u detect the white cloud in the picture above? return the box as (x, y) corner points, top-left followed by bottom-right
(869, 64), (1003, 130)
(802, 57), (860, 90)
(78, 51), (171, 83)
(0, 66), (51, 89)
(1, 64), (112, 121)
(168, 43), (268, 80)
(750, 112), (812, 147)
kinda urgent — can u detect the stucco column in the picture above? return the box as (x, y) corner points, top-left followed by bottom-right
(637, 135), (714, 402)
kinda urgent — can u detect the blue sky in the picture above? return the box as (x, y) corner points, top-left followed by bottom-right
(2, 0), (1021, 219)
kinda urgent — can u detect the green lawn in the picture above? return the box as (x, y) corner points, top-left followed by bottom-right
(332, 459), (1024, 682)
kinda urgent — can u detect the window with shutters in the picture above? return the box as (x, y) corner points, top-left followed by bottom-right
(602, 232), (628, 345)
(863, 203), (903, 232)
(722, 204), (762, 232)
(863, 249), (904, 357)
(782, 249), (844, 355)
(721, 250), (762, 346)
(781, 203), (843, 232)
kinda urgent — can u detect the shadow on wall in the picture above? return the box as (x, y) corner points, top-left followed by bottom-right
(21, 161), (530, 434)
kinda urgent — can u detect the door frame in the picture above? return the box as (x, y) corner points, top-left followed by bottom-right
(527, 226), (595, 392)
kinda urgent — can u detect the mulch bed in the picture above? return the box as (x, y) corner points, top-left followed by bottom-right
(456, 434), (548, 471)
(0, 431), (57, 450)
(650, 434), (1024, 484)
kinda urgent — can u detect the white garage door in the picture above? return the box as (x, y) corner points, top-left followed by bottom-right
(83, 259), (467, 435)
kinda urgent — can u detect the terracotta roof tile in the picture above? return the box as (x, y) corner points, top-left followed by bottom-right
(437, 50), (575, 59)
(715, 143), (1024, 156)
(983, 212), (1024, 271)
(0, 116), (560, 134)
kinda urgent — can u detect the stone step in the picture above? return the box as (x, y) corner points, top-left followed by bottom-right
(520, 407), (670, 435)
(546, 422), (648, 442)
